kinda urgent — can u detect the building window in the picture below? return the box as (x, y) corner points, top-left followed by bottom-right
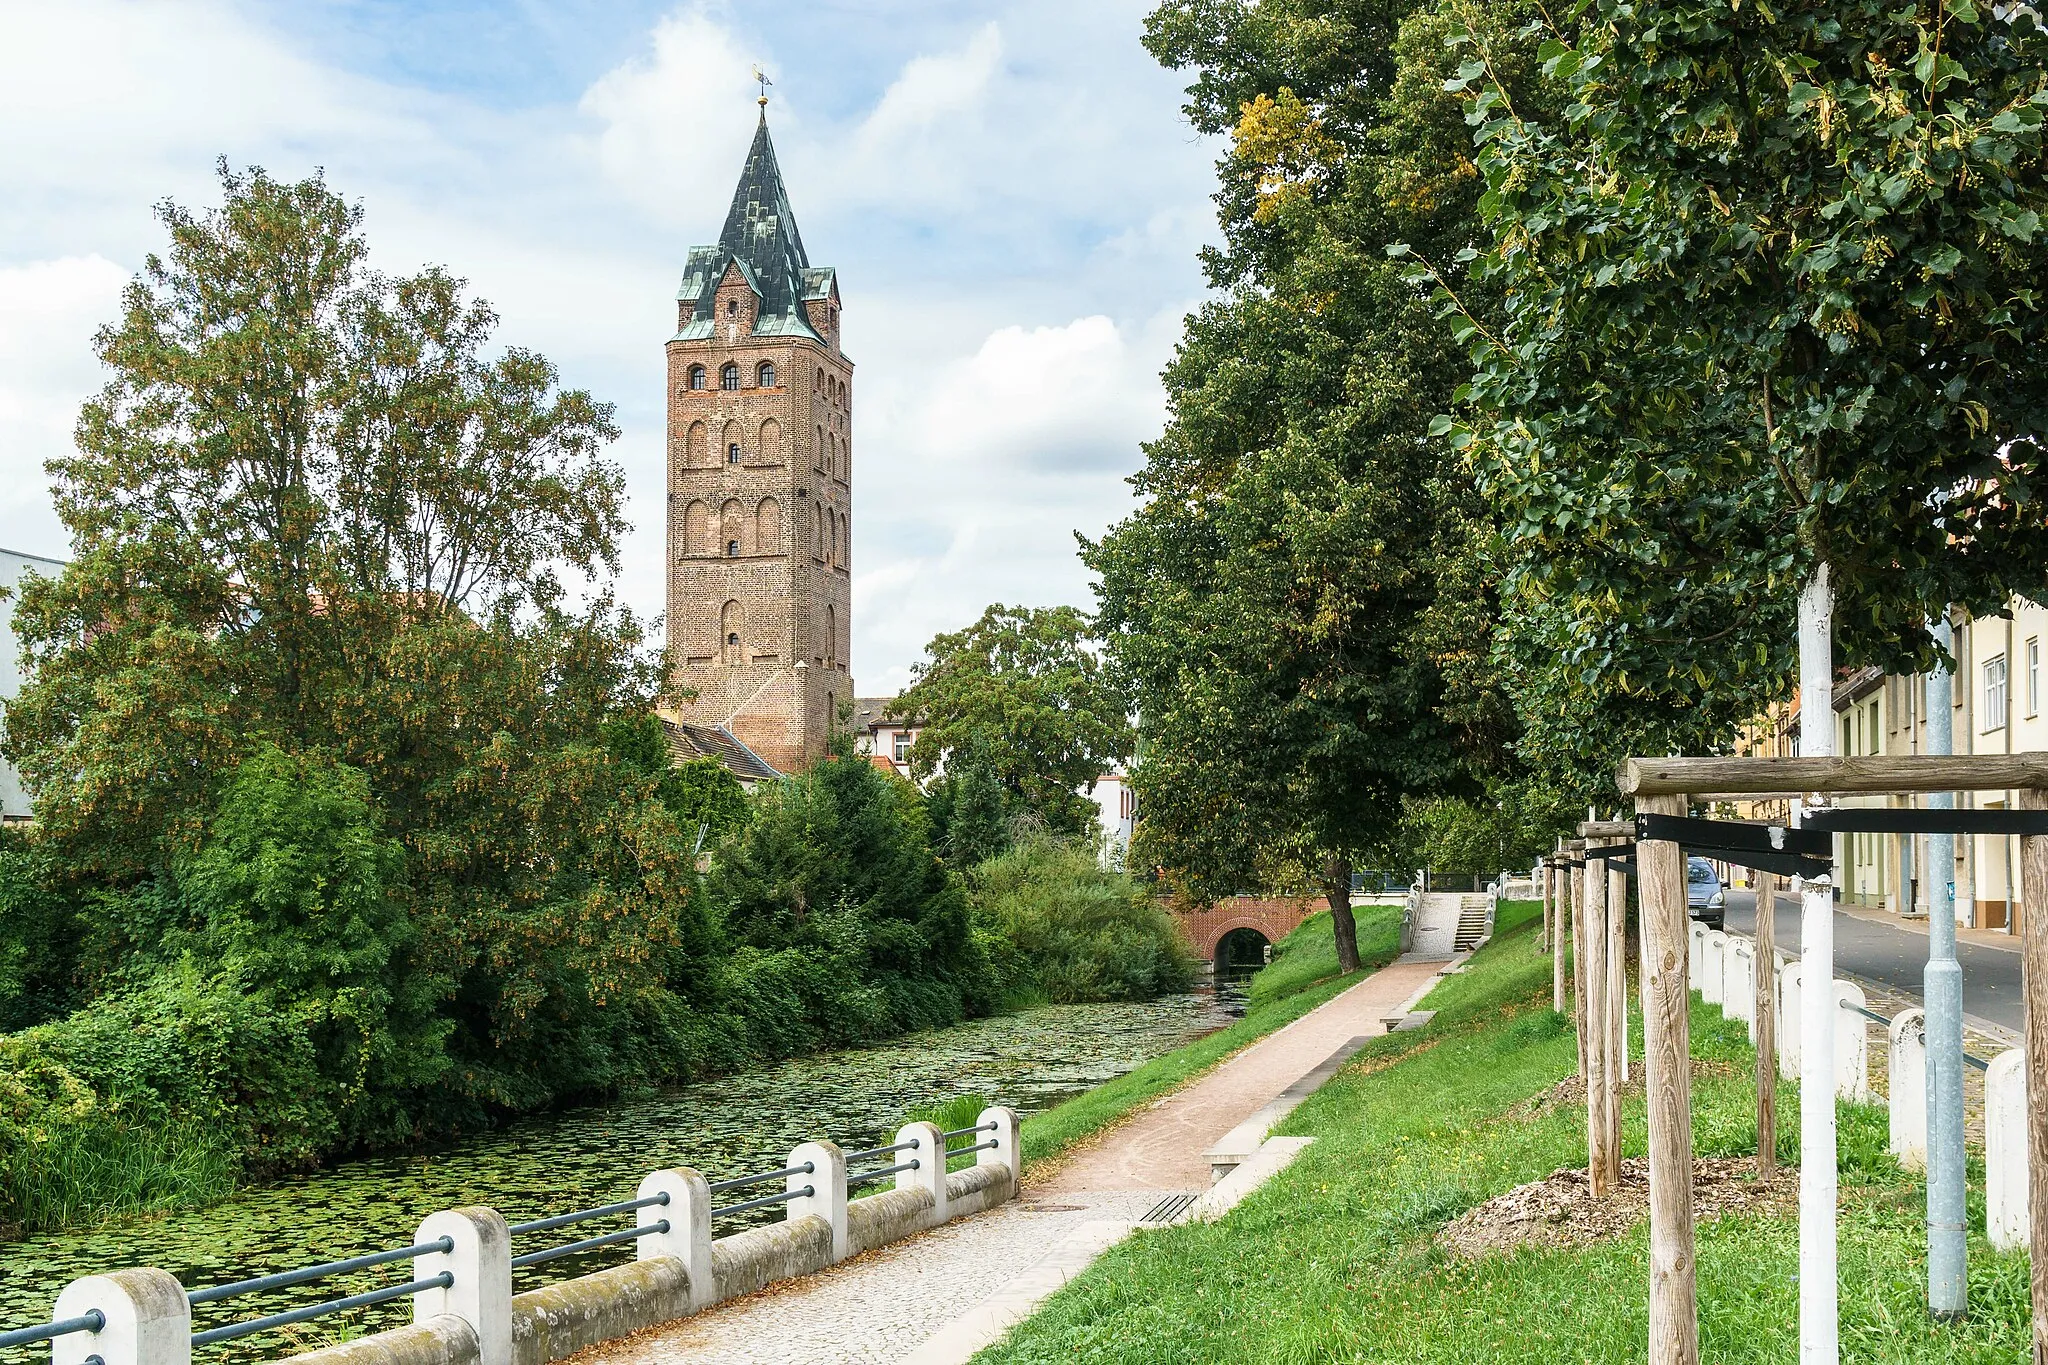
(721, 363), (740, 390)
(726, 299), (738, 318)
(727, 631), (740, 646)
(893, 733), (911, 763)
(758, 362), (777, 388)
(728, 443), (741, 464)
(726, 539), (740, 557)
(1867, 701), (1879, 755)
(688, 365), (706, 390)
(1985, 653), (2009, 730)
(2029, 637), (2040, 717)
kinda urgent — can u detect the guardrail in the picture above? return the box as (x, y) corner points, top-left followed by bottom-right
(2, 1109), (1022, 1365)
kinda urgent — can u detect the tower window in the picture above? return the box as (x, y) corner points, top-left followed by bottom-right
(687, 365), (706, 390)
(727, 539), (740, 557)
(727, 632), (740, 646)
(721, 363), (740, 390)
(758, 362), (777, 388)
(726, 299), (738, 318)
(728, 443), (741, 463)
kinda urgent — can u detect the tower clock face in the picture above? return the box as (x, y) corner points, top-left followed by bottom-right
(663, 111), (851, 776)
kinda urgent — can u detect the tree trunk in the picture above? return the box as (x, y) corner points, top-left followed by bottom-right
(1323, 853), (1362, 973)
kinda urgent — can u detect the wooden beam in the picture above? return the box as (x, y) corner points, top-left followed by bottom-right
(1638, 792), (1697, 1365)
(1552, 859), (1567, 1013)
(1606, 849), (1627, 1186)
(1580, 819), (1634, 838)
(2019, 788), (2048, 1361)
(1586, 852), (1611, 1197)
(1618, 754), (2048, 798)
(1755, 876), (1777, 1180)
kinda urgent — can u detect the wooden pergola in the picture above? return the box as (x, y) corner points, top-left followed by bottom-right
(1619, 754), (2048, 1364)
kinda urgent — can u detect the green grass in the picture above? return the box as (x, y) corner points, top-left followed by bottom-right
(1, 1114), (238, 1237)
(978, 902), (2032, 1364)
(1018, 903), (1403, 1172)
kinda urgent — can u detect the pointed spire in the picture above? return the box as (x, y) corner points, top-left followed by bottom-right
(715, 115), (809, 317)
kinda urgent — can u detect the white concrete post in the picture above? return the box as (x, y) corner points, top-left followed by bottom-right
(1833, 980), (1872, 1103)
(637, 1168), (715, 1311)
(51, 1270), (189, 1365)
(978, 1105), (1022, 1203)
(1727, 939), (1755, 1032)
(1986, 1049), (2029, 1252)
(788, 1140), (849, 1261)
(895, 1121), (948, 1227)
(414, 1207), (512, 1365)
(1887, 1009), (1927, 1172)
(1689, 921), (1708, 990)
(1701, 930), (1727, 1006)
(1778, 961), (1803, 1082)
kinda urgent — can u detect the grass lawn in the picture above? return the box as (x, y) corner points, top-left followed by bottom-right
(982, 902), (2033, 1363)
(1020, 903), (1403, 1172)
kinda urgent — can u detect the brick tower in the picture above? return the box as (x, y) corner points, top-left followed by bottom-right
(664, 108), (853, 774)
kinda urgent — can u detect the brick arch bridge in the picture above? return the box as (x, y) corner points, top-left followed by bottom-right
(1169, 896), (1324, 962)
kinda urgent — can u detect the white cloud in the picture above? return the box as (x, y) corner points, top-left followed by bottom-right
(0, 255), (127, 547)
(578, 8), (767, 225)
(854, 23), (1003, 157)
(914, 315), (1164, 473)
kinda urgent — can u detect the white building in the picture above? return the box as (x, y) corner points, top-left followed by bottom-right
(1, 548), (66, 823)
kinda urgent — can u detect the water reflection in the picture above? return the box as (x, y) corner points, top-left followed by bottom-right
(0, 994), (1230, 1362)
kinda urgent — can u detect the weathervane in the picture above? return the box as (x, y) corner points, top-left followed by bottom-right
(752, 65), (772, 108)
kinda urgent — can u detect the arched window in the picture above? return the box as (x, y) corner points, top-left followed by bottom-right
(758, 361), (777, 388)
(728, 442), (741, 464)
(684, 421), (710, 469)
(721, 499), (744, 555)
(825, 604), (837, 667)
(756, 497), (781, 551)
(721, 363), (740, 390)
(725, 299), (738, 319)
(687, 365), (706, 390)
(726, 539), (740, 557)
(683, 500), (709, 555)
(815, 425), (826, 472)
(721, 601), (743, 665)
(759, 418), (782, 463)
(828, 513), (838, 565)
(816, 368), (825, 393)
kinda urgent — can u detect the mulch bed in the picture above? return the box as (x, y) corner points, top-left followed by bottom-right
(1437, 1156), (1796, 1259)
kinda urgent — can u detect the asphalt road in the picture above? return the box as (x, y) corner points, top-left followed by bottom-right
(1720, 889), (2024, 1034)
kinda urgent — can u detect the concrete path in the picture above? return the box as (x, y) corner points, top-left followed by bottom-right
(1723, 889), (2022, 1033)
(573, 959), (1442, 1365)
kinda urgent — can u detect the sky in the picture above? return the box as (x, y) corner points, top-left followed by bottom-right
(0, 0), (1222, 694)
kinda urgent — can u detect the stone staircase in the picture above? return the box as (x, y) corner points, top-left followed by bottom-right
(1452, 893), (1494, 952)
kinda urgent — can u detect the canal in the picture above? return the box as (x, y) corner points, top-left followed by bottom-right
(0, 989), (1237, 1362)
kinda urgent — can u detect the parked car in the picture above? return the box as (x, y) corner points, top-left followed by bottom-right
(1687, 856), (1726, 929)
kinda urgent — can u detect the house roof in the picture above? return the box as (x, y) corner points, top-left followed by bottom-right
(660, 717), (781, 783)
(674, 115), (827, 344)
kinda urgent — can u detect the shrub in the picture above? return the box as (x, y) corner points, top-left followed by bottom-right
(969, 837), (1196, 1004)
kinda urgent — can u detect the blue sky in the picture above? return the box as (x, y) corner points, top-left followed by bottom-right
(0, 0), (1221, 692)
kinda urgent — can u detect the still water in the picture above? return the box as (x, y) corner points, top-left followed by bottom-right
(0, 990), (1236, 1362)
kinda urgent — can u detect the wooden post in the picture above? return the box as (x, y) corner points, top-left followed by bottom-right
(1573, 846), (1589, 1078)
(2018, 788), (2048, 1362)
(1586, 847), (1611, 1196)
(1542, 858), (1553, 954)
(1608, 851), (1628, 1184)
(1554, 858), (1568, 1014)
(1638, 793), (1697, 1365)
(1755, 874), (1777, 1179)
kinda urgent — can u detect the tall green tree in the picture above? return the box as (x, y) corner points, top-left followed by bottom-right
(888, 604), (1131, 837)
(3, 163), (716, 1140)
(1099, 0), (1520, 970)
(1438, 0), (2048, 722)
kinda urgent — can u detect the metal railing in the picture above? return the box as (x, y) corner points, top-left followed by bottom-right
(508, 1193), (673, 1271)
(3, 1113), (1016, 1362)
(1838, 1000), (1997, 1072)
(0, 1311), (105, 1364)
(186, 1238), (456, 1348)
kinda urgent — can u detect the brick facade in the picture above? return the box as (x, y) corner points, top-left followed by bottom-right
(663, 115), (852, 774)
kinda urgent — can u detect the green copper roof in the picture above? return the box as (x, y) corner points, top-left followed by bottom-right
(676, 115), (832, 342)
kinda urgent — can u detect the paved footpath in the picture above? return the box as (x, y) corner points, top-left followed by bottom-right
(574, 957), (1444, 1365)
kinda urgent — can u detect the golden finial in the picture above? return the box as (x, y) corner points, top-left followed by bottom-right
(752, 65), (772, 108)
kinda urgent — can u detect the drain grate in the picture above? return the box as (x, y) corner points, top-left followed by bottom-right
(1139, 1192), (1198, 1225)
